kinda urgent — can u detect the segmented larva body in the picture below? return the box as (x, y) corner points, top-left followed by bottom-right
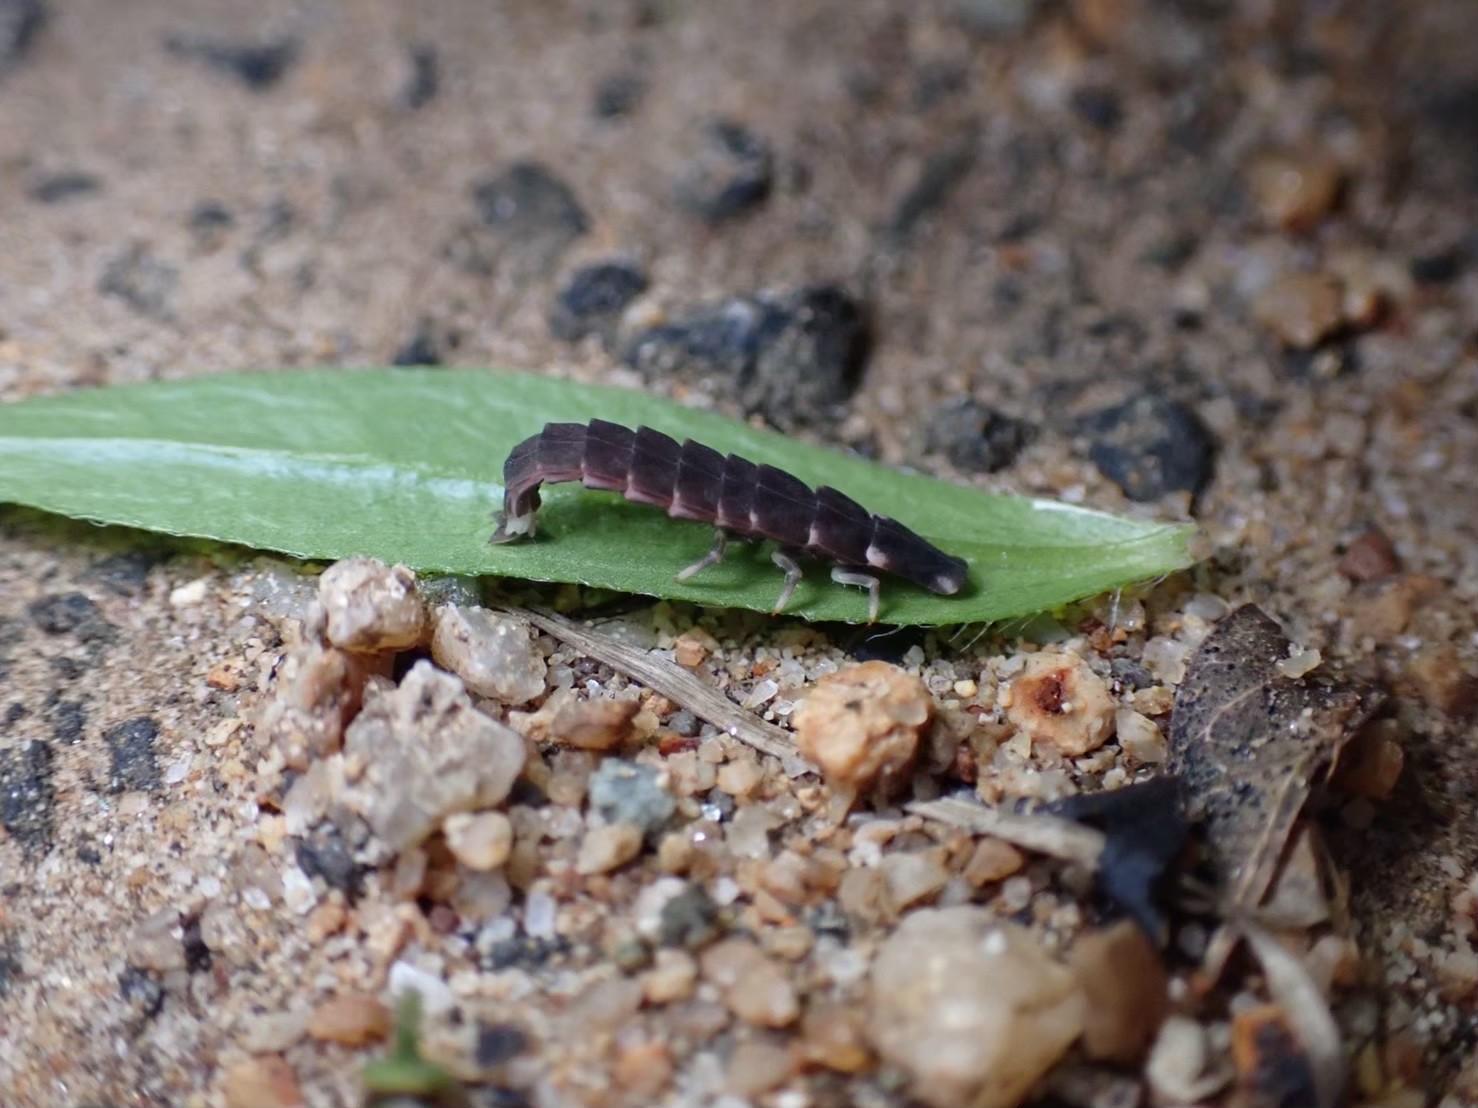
(490, 419), (968, 621)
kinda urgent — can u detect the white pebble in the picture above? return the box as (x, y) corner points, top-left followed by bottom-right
(389, 960), (456, 1015)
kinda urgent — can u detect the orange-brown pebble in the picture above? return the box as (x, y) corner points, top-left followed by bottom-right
(614, 1039), (674, 1100)
(700, 938), (800, 1027)
(1332, 719), (1405, 800)
(549, 697), (639, 752)
(307, 992), (392, 1046)
(793, 661), (932, 800)
(1253, 272), (1344, 349)
(1069, 921), (1169, 1064)
(1002, 652), (1115, 756)
(1248, 150), (1342, 232)
(673, 630), (714, 668)
(1339, 526), (1401, 583)
(221, 1055), (304, 1108)
(1405, 644), (1478, 719)
(963, 838), (1026, 887)
(207, 660), (242, 691)
(801, 1001), (874, 1073)
(1350, 574), (1443, 642)
(305, 901), (348, 943)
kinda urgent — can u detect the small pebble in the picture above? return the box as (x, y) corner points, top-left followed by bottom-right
(1002, 652), (1115, 756)
(793, 661), (932, 802)
(675, 119), (773, 223)
(549, 697), (639, 751)
(343, 661), (526, 850)
(1254, 272), (1344, 349)
(642, 948), (698, 1005)
(443, 810), (514, 871)
(1247, 150), (1342, 232)
(1070, 920), (1169, 1064)
(1079, 394), (1216, 501)
(726, 1039), (795, 1097)
(1339, 526), (1401, 583)
(429, 605), (546, 705)
(880, 849), (951, 911)
(700, 938), (800, 1027)
(221, 1055), (304, 1108)
(1115, 708), (1167, 764)
(388, 960), (455, 1016)
(963, 838), (1025, 887)
(306, 992), (392, 1045)
(576, 821), (644, 875)
(1405, 644), (1478, 718)
(868, 908), (1084, 1108)
(318, 558), (426, 653)
(588, 759), (676, 835)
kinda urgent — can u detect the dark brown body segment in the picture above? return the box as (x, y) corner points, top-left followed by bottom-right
(491, 420), (969, 609)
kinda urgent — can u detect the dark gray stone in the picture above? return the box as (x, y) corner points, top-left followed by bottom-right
(99, 245), (178, 319)
(105, 717), (160, 793)
(674, 120), (773, 223)
(0, 740), (56, 850)
(0, 0), (44, 75)
(29, 172), (100, 204)
(164, 33), (299, 91)
(471, 162), (589, 260)
(626, 284), (869, 430)
(921, 397), (1036, 473)
(549, 261), (648, 342)
(1079, 394), (1216, 501)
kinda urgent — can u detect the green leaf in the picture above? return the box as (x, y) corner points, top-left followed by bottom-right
(0, 368), (1196, 625)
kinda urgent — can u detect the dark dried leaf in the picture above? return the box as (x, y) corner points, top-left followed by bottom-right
(1168, 605), (1382, 914)
(1048, 776), (1188, 944)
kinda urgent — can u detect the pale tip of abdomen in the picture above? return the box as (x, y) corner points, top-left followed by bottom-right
(489, 512), (534, 544)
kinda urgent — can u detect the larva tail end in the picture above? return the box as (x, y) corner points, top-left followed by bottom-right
(490, 512), (535, 544)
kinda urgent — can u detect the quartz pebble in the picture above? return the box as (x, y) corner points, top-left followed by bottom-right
(801, 1001), (873, 1073)
(1253, 272), (1343, 349)
(1146, 1016), (1231, 1103)
(642, 948), (698, 1004)
(306, 992), (392, 1045)
(576, 821), (644, 874)
(221, 1055), (304, 1108)
(880, 848), (951, 912)
(1115, 707), (1167, 764)
(700, 938), (800, 1027)
(1002, 652), (1115, 756)
(793, 661), (931, 801)
(128, 908), (186, 972)
(726, 1039), (795, 1097)
(343, 661), (526, 849)
(868, 908), (1085, 1108)
(442, 810), (514, 871)
(318, 558), (426, 653)
(1069, 920), (1169, 1064)
(548, 697), (639, 751)
(430, 605), (547, 704)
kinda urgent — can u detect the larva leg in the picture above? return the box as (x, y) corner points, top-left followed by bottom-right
(831, 567), (881, 624)
(676, 528), (727, 582)
(771, 548), (804, 614)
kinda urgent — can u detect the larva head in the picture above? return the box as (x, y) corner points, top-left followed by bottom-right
(866, 518), (969, 595)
